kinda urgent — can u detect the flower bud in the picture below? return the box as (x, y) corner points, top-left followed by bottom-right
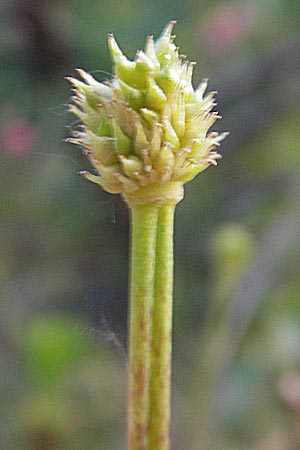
(67, 21), (227, 205)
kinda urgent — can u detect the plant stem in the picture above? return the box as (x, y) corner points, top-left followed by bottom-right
(148, 204), (175, 450)
(127, 204), (159, 450)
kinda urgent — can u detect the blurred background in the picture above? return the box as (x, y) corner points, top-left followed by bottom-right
(1, 0), (300, 449)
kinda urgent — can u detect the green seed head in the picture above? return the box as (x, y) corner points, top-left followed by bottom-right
(67, 21), (228, 205)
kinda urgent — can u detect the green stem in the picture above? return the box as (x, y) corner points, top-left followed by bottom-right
(148, 204), (176, 450)
(127, 204), (159, 450)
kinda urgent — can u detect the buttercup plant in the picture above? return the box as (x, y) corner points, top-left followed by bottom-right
(67, 21), (227, 450)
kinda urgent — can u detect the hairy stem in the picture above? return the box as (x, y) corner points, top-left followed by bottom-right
(148, 204), (175, 450)
(127, 204), (159, 450)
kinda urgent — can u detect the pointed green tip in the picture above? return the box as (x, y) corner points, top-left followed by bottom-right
(161, 20), (177, 39)
(107, 33), (124, 63)
(154, 21), (178, 60)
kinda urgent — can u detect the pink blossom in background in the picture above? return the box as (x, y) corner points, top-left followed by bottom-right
(1, 119), (38, 156)
(279, 371), (300, 412)
(201, 4), (256, 52)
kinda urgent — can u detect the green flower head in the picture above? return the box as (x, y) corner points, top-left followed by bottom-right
(67, 21), (228, 204)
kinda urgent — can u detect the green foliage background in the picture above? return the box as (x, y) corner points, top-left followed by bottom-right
(1, 1), (300, 448)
